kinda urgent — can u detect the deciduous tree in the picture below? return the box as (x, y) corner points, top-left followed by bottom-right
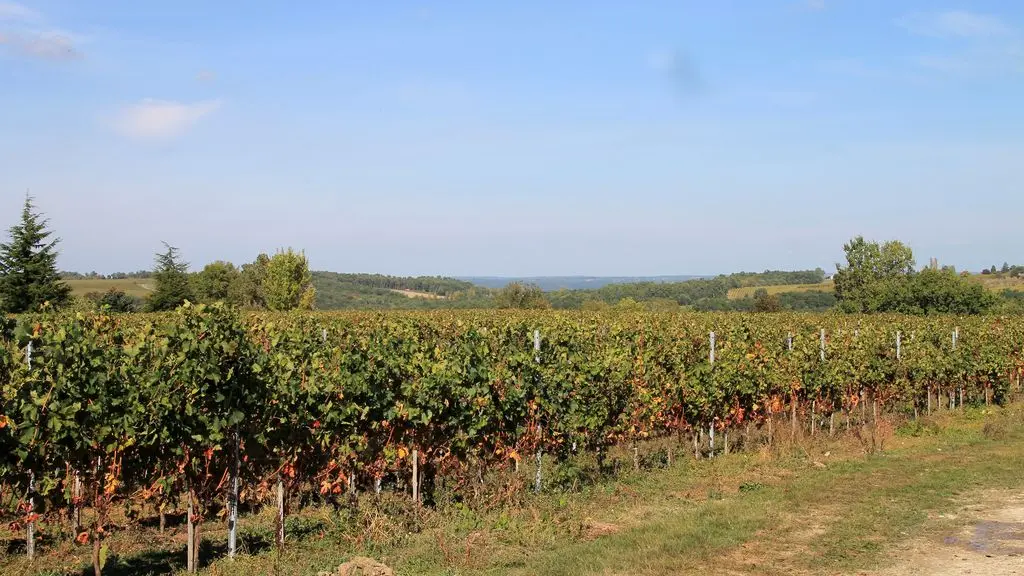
(494, 282), (550, 309)
(834, 236), (994, 315)
(833, 236), (915, 313)
(237, 253), (270, 309)
(87, 288), (141, 313)
(752, 288), (782, 312)
(264, 249), (315, 311)
(194, 261), (241, 305)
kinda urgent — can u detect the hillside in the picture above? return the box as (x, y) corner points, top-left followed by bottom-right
(543, 269), (828, 310)
(311, 271), (490, 309)
(462, 275), (706, 291)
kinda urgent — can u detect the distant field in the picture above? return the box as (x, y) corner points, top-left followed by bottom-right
(727, 281), (834, 300)
(975, 275), (1024, 291)
(727, 275), (1024, 301)
(388, 288), (444, 299)
(66, 278), (154, 299)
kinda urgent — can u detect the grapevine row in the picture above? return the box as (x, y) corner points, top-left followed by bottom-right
(1, 305), (1021, 570)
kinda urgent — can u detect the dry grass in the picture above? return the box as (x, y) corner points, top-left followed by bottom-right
(727, 282), (834, 300)
(973, 275), (1024, 291)
(66, 278), (155, 298)
(387, 289), (445, 300)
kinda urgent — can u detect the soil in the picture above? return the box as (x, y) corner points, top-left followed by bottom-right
(874, 490), (1024, 576)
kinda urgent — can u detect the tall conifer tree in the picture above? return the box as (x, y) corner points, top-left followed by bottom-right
(146, 242), (194, 312)
(0, 196), (71, 313)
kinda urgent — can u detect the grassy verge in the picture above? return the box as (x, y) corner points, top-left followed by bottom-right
(5, 405), (1024, 576)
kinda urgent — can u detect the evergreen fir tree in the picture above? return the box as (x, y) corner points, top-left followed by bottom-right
(0, 196), (72, 313)
(146, 242), (194, 311)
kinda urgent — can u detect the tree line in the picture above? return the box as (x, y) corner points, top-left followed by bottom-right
(0, 197), (315, 315)
(0, 197), (1019, 316)
(318, 272), (474, 295)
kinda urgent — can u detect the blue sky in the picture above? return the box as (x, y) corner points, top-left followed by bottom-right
(2, 1), (1023, 276)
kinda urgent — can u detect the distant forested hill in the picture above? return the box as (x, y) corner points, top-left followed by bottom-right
(311, 269), (829, 310)
(314, 272), (473, 295)
(311, 272), (489, 309)
(462, 276), (706, 291)
(543, 269), (828, 309)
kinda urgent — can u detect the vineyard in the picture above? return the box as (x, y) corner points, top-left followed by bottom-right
(1, 305), (1023, 573)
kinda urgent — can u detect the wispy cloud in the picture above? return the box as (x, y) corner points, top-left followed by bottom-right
(897, 10), (1010, 39)
(0, 29), (81, 59)
(0, 1), (38, 20)
(895, 10), (1024, 78)
(647, 49), (703, 96)
(196, 70), (217, 84)
(805, 0), (826, 11)
(113, 99), (223, 141)
(0, 1), (83, 60)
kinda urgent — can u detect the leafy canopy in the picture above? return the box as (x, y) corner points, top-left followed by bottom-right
(494, 282), (551, 309)
(834, 236), (994, 315)
(86, 288), (141, 313)
(264, 248), (315, 311)
(194, 260), (242, 305)
(752, 288), (782, 313)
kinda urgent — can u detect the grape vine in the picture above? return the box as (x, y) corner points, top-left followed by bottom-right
(1, 305), (1021, 572)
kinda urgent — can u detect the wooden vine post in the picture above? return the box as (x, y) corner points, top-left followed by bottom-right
(227, 434), (240, 560)
(25, 341), (35, 562)
(73, 471), (82, 532)
(412, 449), (419, 504)
(709, 332), (715, 458)
(813, 329), (825, 436)
(186, 486), (196, 573)
(533, 330), (543, 493)
(953, 328), (963, 409)
(275, 476), (285, 550)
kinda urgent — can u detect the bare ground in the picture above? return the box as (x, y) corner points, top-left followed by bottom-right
(387, 289), (444, 299)
(873, 490), (1024, 576)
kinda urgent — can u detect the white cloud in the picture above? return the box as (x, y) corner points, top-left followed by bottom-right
(897, 10), (1011, 38)
(0, 1), (83, 60)
(806, 0), (825, 11)
(113, 99), (223, 141)
(896, 11), (1023, 77)
(0, 29), (80, 59)
(0, 1), (38, 21)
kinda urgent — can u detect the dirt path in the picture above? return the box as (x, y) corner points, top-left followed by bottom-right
(874, 490), (1024, 576)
